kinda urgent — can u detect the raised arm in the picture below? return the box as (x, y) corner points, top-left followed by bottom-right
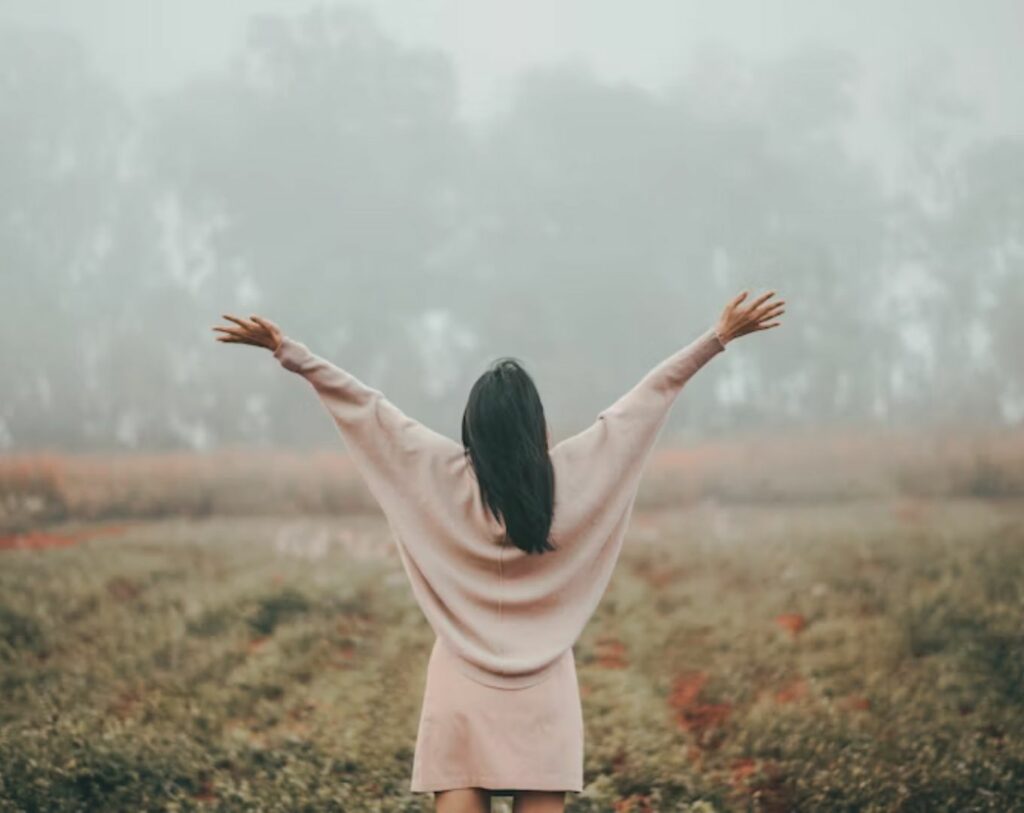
(271, 334), (461, 458)
(549, 289), (784, 507)
(549, 324), (727, 473)
(213, 314), (464, 514)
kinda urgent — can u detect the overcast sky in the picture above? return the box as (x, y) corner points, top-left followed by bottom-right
(4, 0), (1022, 134)
(4, 0), (1021, 202)
(3, 1), (1022, 443)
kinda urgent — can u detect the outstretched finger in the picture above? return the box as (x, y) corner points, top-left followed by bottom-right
(753, 321), (781, 331)
(746, 290), (776, 311)
(730, 290), (749, 308)
(250, 315), (279, 335)
(212, 325), (244, 338)
(755, 303), (785, 321)
(222, 314), (256, 331)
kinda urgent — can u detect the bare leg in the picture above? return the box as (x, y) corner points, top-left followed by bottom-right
(513, 790), (566, 813)
(434, 787), (491, 813)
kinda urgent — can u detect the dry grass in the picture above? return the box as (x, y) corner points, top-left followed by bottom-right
(1, 496), (1022, 811)
(3, 426), (1023, 536)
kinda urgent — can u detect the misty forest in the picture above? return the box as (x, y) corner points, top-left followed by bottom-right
(2, 7), (1021, 450)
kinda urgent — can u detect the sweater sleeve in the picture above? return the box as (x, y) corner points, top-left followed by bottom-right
(549, 325), (726, 521)
(272, 335), (464, 512)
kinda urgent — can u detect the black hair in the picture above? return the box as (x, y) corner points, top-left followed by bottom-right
(461, 356), (557, 555)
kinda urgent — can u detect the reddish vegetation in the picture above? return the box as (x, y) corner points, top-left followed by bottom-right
(649, 426), (1024, 507)
(669, 670), (708, 710)
(0, 450), (372, 529)
(728, 758), (793, 813)
(841, 694), (872, 712)
(774, 677), (809, 704)
(774, 612), (807, 637)
(192, 778), (217, 803)
(108, 686), (144, 720)
(1, 428), (1021, 539)
(668, 670), (732, 739)
(669, 669), (805, 805)
(594, 635), (629, 668)
(0, 531), (78, 551)
(279, 700), (318, 739)
(0, 523), (133, 551)
(106, 576), (142, 602)
(679, 702), (732, 736)
(730, 757), (758, 785)
(614, 793), (655, 812)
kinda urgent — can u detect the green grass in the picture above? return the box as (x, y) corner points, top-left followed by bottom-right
(0, 500), (1022, 811)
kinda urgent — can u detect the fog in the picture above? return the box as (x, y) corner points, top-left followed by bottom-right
(2, 0), (1022, 451)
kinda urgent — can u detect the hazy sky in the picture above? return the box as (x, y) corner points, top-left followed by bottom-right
(3, 1), (1022, 442)
(4, 0), (1022, 135)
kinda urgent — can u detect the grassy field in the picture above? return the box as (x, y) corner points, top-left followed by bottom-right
(1, 495), (1022, 811)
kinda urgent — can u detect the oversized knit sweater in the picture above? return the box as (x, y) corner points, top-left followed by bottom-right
(272, 325), (726, 688)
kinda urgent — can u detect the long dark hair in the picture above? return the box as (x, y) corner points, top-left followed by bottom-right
(461, 356), (557, 555)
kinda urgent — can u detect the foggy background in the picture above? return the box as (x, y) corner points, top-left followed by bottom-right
(3, 0), (1022, 452)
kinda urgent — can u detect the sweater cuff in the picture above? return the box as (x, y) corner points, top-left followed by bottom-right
(686, 325), (727, 372)
(693, 325), (727, 364)
(272, 335), (310, 373)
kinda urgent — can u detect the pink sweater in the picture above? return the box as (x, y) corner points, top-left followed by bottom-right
(273, 326), (726, 688)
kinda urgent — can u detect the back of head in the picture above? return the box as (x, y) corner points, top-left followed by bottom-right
(461, 357), (557, 555)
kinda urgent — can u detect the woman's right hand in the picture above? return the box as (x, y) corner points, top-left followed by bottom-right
(715, 289), (785, 345)
(212, 313), (284, 352)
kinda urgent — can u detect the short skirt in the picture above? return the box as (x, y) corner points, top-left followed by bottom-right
(410, 635), (584, 793)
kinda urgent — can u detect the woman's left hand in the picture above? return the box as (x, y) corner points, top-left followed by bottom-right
(212, 313), (284, 352)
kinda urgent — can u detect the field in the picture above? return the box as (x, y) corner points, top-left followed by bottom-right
(1, 431), (1023, 811)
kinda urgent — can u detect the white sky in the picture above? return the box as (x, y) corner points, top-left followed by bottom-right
(3, 0), (1021, 195)
(3, 0), (1022, 133)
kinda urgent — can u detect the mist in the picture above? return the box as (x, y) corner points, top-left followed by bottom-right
(2, 0), (1021, 451)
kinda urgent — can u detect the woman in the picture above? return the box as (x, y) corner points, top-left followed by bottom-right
(213, 289), (784, 813)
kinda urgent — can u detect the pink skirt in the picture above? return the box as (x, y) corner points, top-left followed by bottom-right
(410, 636), (584, 793)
